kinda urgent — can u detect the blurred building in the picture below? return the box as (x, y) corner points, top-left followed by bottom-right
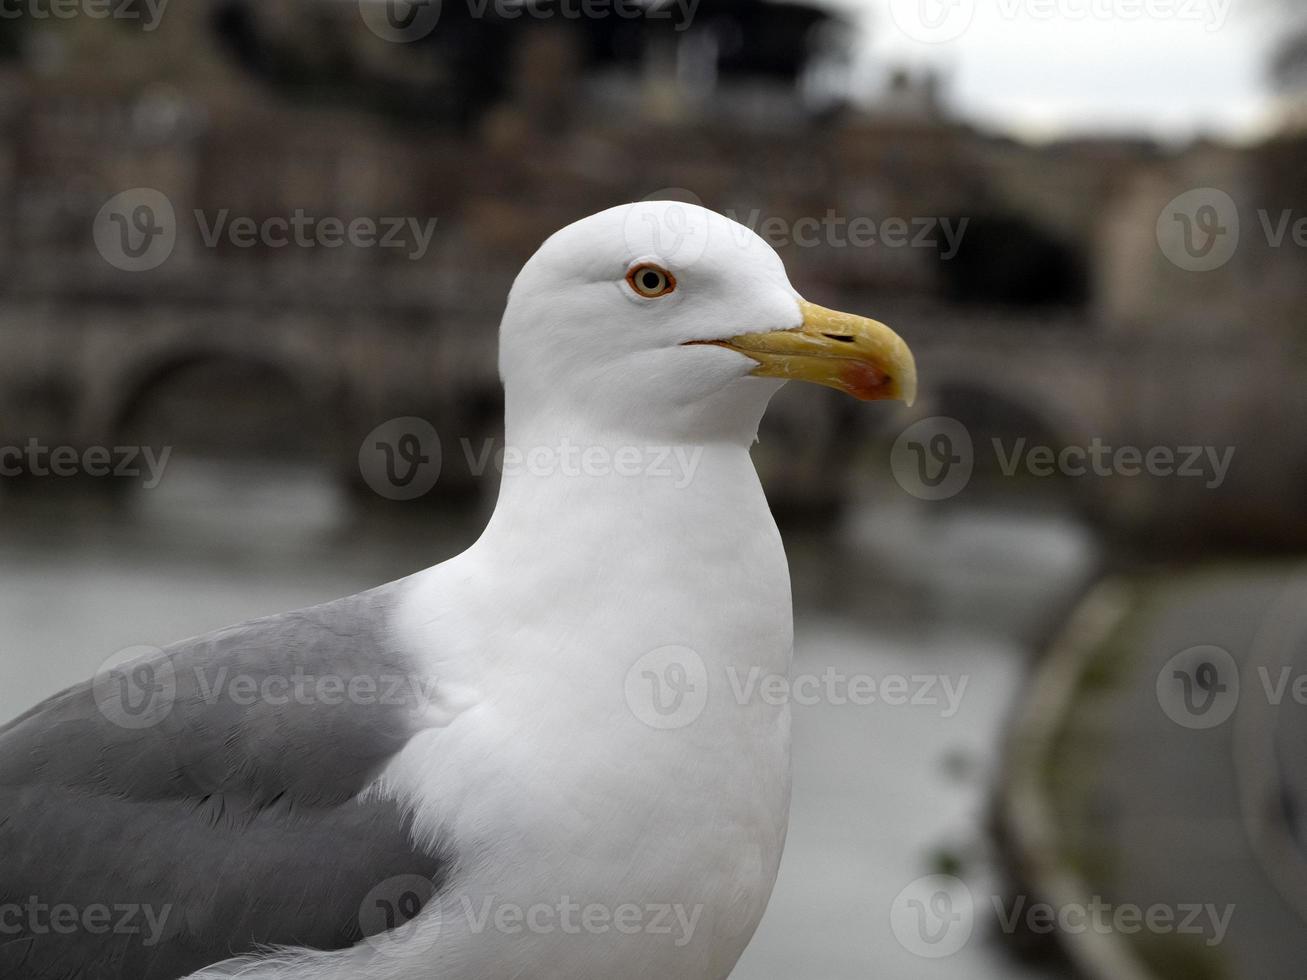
(0, 0), (1304, 542)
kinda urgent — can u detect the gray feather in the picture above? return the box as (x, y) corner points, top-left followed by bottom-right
(0, 582), (450, 980)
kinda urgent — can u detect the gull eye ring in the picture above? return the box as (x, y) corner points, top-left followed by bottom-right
(626, 263), (676, 298)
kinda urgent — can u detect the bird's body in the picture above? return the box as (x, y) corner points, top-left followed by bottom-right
(1, 202), (914, 979)
(361, 434), (794, 980)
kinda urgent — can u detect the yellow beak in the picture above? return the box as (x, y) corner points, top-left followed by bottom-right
(695, 299), (916, 405)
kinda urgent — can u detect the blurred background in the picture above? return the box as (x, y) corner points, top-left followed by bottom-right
(2, 0), (1306, 976)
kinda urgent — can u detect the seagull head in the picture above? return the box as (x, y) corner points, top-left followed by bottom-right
(499, 201), (916, 444)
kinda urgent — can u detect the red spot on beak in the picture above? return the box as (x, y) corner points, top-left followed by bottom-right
(842, 361), (892, 401)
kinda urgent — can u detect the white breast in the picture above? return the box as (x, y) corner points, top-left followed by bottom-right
(374, 442), (795, 980)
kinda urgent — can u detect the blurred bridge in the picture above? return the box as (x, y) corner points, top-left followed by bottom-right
(1, 257), (1301, 545)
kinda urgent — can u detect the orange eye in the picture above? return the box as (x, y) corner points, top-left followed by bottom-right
(626, 263), (676, 298)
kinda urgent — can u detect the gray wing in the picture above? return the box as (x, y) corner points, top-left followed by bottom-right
(0, 581), (451, 980)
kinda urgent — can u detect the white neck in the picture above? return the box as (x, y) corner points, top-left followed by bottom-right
(382, 385), (797, 980)
(477, 379), (786, 595)
(396, 377), (796, 713)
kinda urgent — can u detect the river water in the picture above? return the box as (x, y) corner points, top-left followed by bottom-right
(0, 462), (1096, 979)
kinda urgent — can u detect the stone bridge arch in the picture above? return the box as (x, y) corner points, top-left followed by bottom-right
(906, 357), (1102, 516)
(83, 342), (347, 464)
(917, 343), (1099, 443)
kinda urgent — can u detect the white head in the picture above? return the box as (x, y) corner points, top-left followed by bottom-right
(499, 201), (915, 446)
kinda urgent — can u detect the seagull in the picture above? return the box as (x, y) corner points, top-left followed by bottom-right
(0, 201), (915, 980)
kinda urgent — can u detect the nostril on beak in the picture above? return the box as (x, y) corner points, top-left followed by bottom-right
(822, 333), (856, 343)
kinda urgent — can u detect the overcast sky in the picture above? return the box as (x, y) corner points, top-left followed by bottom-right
(823, 0), (1282, 141)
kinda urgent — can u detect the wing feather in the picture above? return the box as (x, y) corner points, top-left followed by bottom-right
(0, 582), (450, 980)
